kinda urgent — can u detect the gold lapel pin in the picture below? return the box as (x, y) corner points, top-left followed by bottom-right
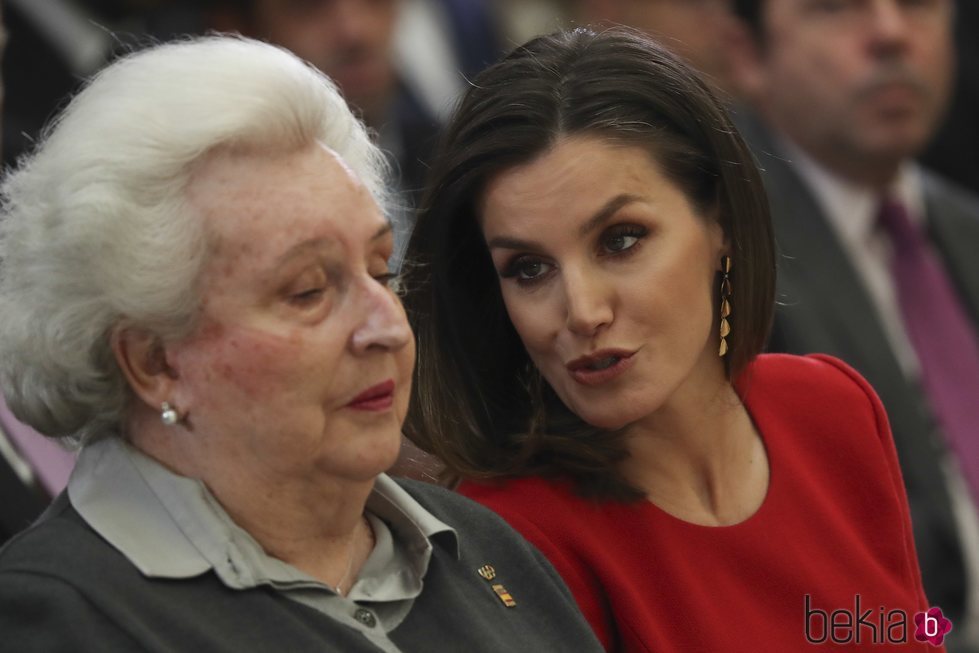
(477, 565), (496, 580)
(492, 584), (517, 608)
(478, 565), (516, 607)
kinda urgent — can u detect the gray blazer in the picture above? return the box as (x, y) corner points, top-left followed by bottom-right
(735, 109), (979, 629)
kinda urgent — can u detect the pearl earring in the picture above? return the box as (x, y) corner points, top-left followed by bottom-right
(161, 402), (179, 426)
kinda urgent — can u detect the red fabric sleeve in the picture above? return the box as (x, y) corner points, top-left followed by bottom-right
(809, 354), (933, 615)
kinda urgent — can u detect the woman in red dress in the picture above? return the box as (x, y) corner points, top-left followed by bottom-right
(401, 28), (944, 652)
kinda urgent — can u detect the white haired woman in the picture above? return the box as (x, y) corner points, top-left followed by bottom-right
(0, 37), (602, 653)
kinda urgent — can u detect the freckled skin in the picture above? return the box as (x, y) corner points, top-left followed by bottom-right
(481, 136), (728, 432)
(167, 143), (414, 485)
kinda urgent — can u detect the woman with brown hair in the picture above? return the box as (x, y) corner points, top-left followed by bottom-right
(402, 28), (942, 652)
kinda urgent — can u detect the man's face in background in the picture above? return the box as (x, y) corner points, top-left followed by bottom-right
(248, 0), (400, 124)
(747, 0), (954, 182)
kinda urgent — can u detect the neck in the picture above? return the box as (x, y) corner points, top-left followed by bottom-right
(770, 120), (902, 193)
(128, 410), (376, 589)
(809, 150), (899, 193)
(618, 377), (767, 526)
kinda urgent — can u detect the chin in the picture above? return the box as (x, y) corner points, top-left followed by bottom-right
(371, 433), (404, 474)
(570, 404), (640, 431)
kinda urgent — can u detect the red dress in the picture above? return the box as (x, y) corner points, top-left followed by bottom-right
(459, 354), (942, 652)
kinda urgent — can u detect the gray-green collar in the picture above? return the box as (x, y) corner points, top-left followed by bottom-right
(67, 438), (457, 636)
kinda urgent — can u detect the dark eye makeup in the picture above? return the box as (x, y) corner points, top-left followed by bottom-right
(498, 222), (649, 287)
(599, 224), (648, 256)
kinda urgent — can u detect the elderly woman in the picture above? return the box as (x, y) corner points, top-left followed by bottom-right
(403, 29), (943, 651)
(0, 37), (603, 653)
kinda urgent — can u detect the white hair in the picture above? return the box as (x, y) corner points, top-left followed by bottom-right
(0, 35), (390, 445)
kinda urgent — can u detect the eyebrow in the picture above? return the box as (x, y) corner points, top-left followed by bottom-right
(486, 193), (643, 251)
(578, 193), (643, 237)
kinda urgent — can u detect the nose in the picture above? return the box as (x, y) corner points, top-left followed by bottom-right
(350, 277), (412, 354)
(867, 0), (912, 56)
(562, 268), (614, 338)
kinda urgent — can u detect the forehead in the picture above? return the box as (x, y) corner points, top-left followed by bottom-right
(186, 142), (385, 261)
(482, 137), (663, 216)
(479, 135), (708, 243)
(763, 0), (953, 29)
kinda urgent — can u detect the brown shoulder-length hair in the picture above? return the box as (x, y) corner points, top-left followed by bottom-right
(402, 28), (775, 500)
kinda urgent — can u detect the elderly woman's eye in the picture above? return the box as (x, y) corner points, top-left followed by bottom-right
(374, 271), (399, 288)
(289, 288), (325, 305)
(601, 225), (648, 255)
(374, 272), (404, 295)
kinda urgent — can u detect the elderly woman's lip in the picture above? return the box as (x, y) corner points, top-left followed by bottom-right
(347, 379), (396, 410)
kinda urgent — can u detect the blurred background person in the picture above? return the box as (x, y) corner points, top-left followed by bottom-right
(0, 0), (78, 546)
(919, 0), (979, 193)
(206, 0), (501, 230)
(0, 35), (603, 652)
(4, 0), (504, 250)
(727, 1), (979, 649)
(492, 0), (738, 97)
(2, 0), (204, 170)
(570, 0), (737, 96)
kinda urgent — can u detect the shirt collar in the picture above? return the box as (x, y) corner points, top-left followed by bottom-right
(68, 438), (458, 588)
(368, 474), (460, 560)
(775, 135), (925, 248)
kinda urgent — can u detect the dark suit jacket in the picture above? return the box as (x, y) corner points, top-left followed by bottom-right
(734, 109), (979, 629)
(0, 450), (48, 546)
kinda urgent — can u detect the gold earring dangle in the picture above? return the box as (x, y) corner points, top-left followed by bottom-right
(718, 256), (732, 357)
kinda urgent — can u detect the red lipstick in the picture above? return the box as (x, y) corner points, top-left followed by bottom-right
(566, 349), (637, 386)
(347, 379), (395, 411)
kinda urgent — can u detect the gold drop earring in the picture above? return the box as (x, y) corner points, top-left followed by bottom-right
(718, 256), (732, 357)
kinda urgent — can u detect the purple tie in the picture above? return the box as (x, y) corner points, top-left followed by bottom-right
(878, 198), (979, 506)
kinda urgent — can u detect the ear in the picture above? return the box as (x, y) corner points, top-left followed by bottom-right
(705, 211), (731, 271)
(111, 326), (177, 413)
(724, 18), (769, 103)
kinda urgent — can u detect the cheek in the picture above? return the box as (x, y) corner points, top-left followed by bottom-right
(174, 326), (326, 406)
(501, 287), (554, 353)
(397, 338), (416, 402)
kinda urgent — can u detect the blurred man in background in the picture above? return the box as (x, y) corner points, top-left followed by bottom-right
(727, 1), (979, 649)
(572, 0), (736, 94)
(208, 0), (436, 203)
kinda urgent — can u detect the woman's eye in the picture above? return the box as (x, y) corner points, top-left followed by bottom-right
(604, 234), (639, 253)
(289, 288), (325, 306)
(516, 259), (553, 282)
(518, 260), (547, 280)
(600, 225), (648, 255)
(500, 257), (554, 285)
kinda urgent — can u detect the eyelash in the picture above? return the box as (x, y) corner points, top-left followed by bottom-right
(289, 287), (326, 307)
(499, 224), (649, 287)
(600, 224), (648, 256)
(375, 272), (404, 294)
